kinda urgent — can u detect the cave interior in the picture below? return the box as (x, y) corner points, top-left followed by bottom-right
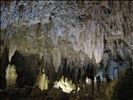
(0, 1), (133, 100)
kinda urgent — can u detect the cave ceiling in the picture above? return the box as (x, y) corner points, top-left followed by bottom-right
(1, 1), (133, 67)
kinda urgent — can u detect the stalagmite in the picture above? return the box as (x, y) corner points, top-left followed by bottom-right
(53, 76), (76, 93)
(6, 64), (17, 88)
(36, 68), (48, 91)
(38, 74), (48, 91)
(51, 48), (61, 72)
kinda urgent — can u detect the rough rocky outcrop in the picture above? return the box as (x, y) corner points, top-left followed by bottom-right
(105, 68), (133, 100)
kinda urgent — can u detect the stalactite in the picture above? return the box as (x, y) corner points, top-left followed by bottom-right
(1, 1), (132, 65)
(8, 39), (17, 63)
(51, 48), (61, 72)
(93, 32), (104, 63)
(107, 60), (119, 80)
(50, 19), (59, 46)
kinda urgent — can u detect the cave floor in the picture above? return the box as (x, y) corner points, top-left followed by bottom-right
(0, 85), (108, 100)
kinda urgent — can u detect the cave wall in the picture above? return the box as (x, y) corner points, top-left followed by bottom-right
(0, 47), (9, 89)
